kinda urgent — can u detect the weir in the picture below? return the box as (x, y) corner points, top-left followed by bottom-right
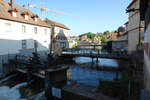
(0, 48), (129, 100)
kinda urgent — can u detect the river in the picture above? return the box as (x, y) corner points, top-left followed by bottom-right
(0, 57), (126, 100)
(67, 57), (122, 87)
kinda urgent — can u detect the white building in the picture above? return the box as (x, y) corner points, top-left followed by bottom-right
(44, 18), (70, 50)
(0, 0), (51, 74)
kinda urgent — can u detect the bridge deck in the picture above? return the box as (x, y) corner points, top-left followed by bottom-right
(61, 52), (130, 60)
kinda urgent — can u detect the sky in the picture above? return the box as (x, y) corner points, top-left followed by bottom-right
(9, 0), (131, 36)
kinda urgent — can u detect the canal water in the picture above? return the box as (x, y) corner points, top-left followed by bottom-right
(67, 57), (121, 87)
(0, 57), (124, 100)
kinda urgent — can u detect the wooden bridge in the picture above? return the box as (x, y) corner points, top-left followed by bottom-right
(77, 44), (105, 50)
(61, 48), (130, 60)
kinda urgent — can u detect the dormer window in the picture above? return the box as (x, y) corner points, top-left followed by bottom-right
(25, 15), (29, 20)
(31, 14), (38, 22)
(12, 12), (17, 17)
(35, 17), (38, 22)
(8, 8), (18, 17)
(21, 12), (29, 20)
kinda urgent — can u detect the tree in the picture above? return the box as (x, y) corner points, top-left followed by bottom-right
(103, 30), (110, 35)
(76, 39), (80, 45)
(79, 32), (96, 40)
(101, 36), (108, 43)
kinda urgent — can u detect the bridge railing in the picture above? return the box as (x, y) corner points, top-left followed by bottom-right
(62, 48), (129, 59)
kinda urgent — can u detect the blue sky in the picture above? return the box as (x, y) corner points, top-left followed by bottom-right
(11, 0), (131, 36)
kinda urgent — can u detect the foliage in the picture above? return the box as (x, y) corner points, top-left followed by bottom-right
(78, 30), (115, 44)
(103, 30), (110, 35)
(98, 79), (128, 100)
(79, 32), (96, 40)
(101, 36), (108, 43)
(98, 68), (131, 100)
(76, 39), (80, 45)
(101, 41), (112, 52)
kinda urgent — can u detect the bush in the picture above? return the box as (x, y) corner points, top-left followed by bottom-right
(98, 71), (130, 100)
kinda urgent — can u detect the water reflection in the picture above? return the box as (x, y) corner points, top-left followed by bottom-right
(67, 65), (120, 87)
(73, 57), (119, 67)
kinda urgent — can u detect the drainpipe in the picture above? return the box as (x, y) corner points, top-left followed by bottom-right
(50, 25), (55, 55)
(138, 11), (141, 47)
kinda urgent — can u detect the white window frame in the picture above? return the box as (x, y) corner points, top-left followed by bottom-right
(5, 23), (12, 32)
(34, 27), (38, 34)
(22, 25), (26, 33)
(44, 29), (47, 35)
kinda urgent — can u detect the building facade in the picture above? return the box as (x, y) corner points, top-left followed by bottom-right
(93, 35), (101, 45)
(45, 18), (70, 50)
(0, 0), (51, 74)
(127, 0), (144, 52)
(107, 32), (118, 41)
(141, 0), (150, 93)
(112, 25), (128, 52)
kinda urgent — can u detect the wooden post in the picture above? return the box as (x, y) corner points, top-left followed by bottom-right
(116, 71), (119, 80)
(94, 45), (96, 50)
(98, 50), (100, 55)
(45, 66), (68, 100)
(96, 57), (98, 63)
(92, 57), (94, 64)
(27, 65), (33, 83)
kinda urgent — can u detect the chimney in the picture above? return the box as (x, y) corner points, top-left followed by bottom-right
(10, 0), (13, 8)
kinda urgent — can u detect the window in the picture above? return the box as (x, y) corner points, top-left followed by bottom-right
(12, 12), (17, 17)
(22, 25), (26, 33)
(25, 15), (29, 20)
(22, 40), (27, 49)
(34, 18), (38, 22)
(44, 29), (47, 35)
(34, 27), (37, 34)
(5, 23), (11, 32)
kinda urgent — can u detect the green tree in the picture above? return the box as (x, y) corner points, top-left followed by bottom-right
(76, 39), (80, 45)
(101, 36), (108, 43)
(79, 32), (96, 40)
(103, 30), (110, 35)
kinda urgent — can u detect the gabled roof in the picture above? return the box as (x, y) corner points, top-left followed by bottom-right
(0, 0), (50, 28)
(127, 0), (138, 8)
(124, 21), (129, 25)
(44, 18), (70, 30)
(118, 31), (128, 37)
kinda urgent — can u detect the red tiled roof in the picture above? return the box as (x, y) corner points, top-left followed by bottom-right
(0, 0), (50, 28)
(45, 18), (70, 30)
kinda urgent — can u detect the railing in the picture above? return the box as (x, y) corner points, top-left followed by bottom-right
(7, 54), (47, 78)
(62, 48), (129, 59)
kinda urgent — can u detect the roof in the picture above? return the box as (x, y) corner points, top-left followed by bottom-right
(127, 0), (138, 8)
(124, 21), (129, 25)
(44, 18), (70, 30)
(0, 0), (50, 28)
(118, 31), (128, 37)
